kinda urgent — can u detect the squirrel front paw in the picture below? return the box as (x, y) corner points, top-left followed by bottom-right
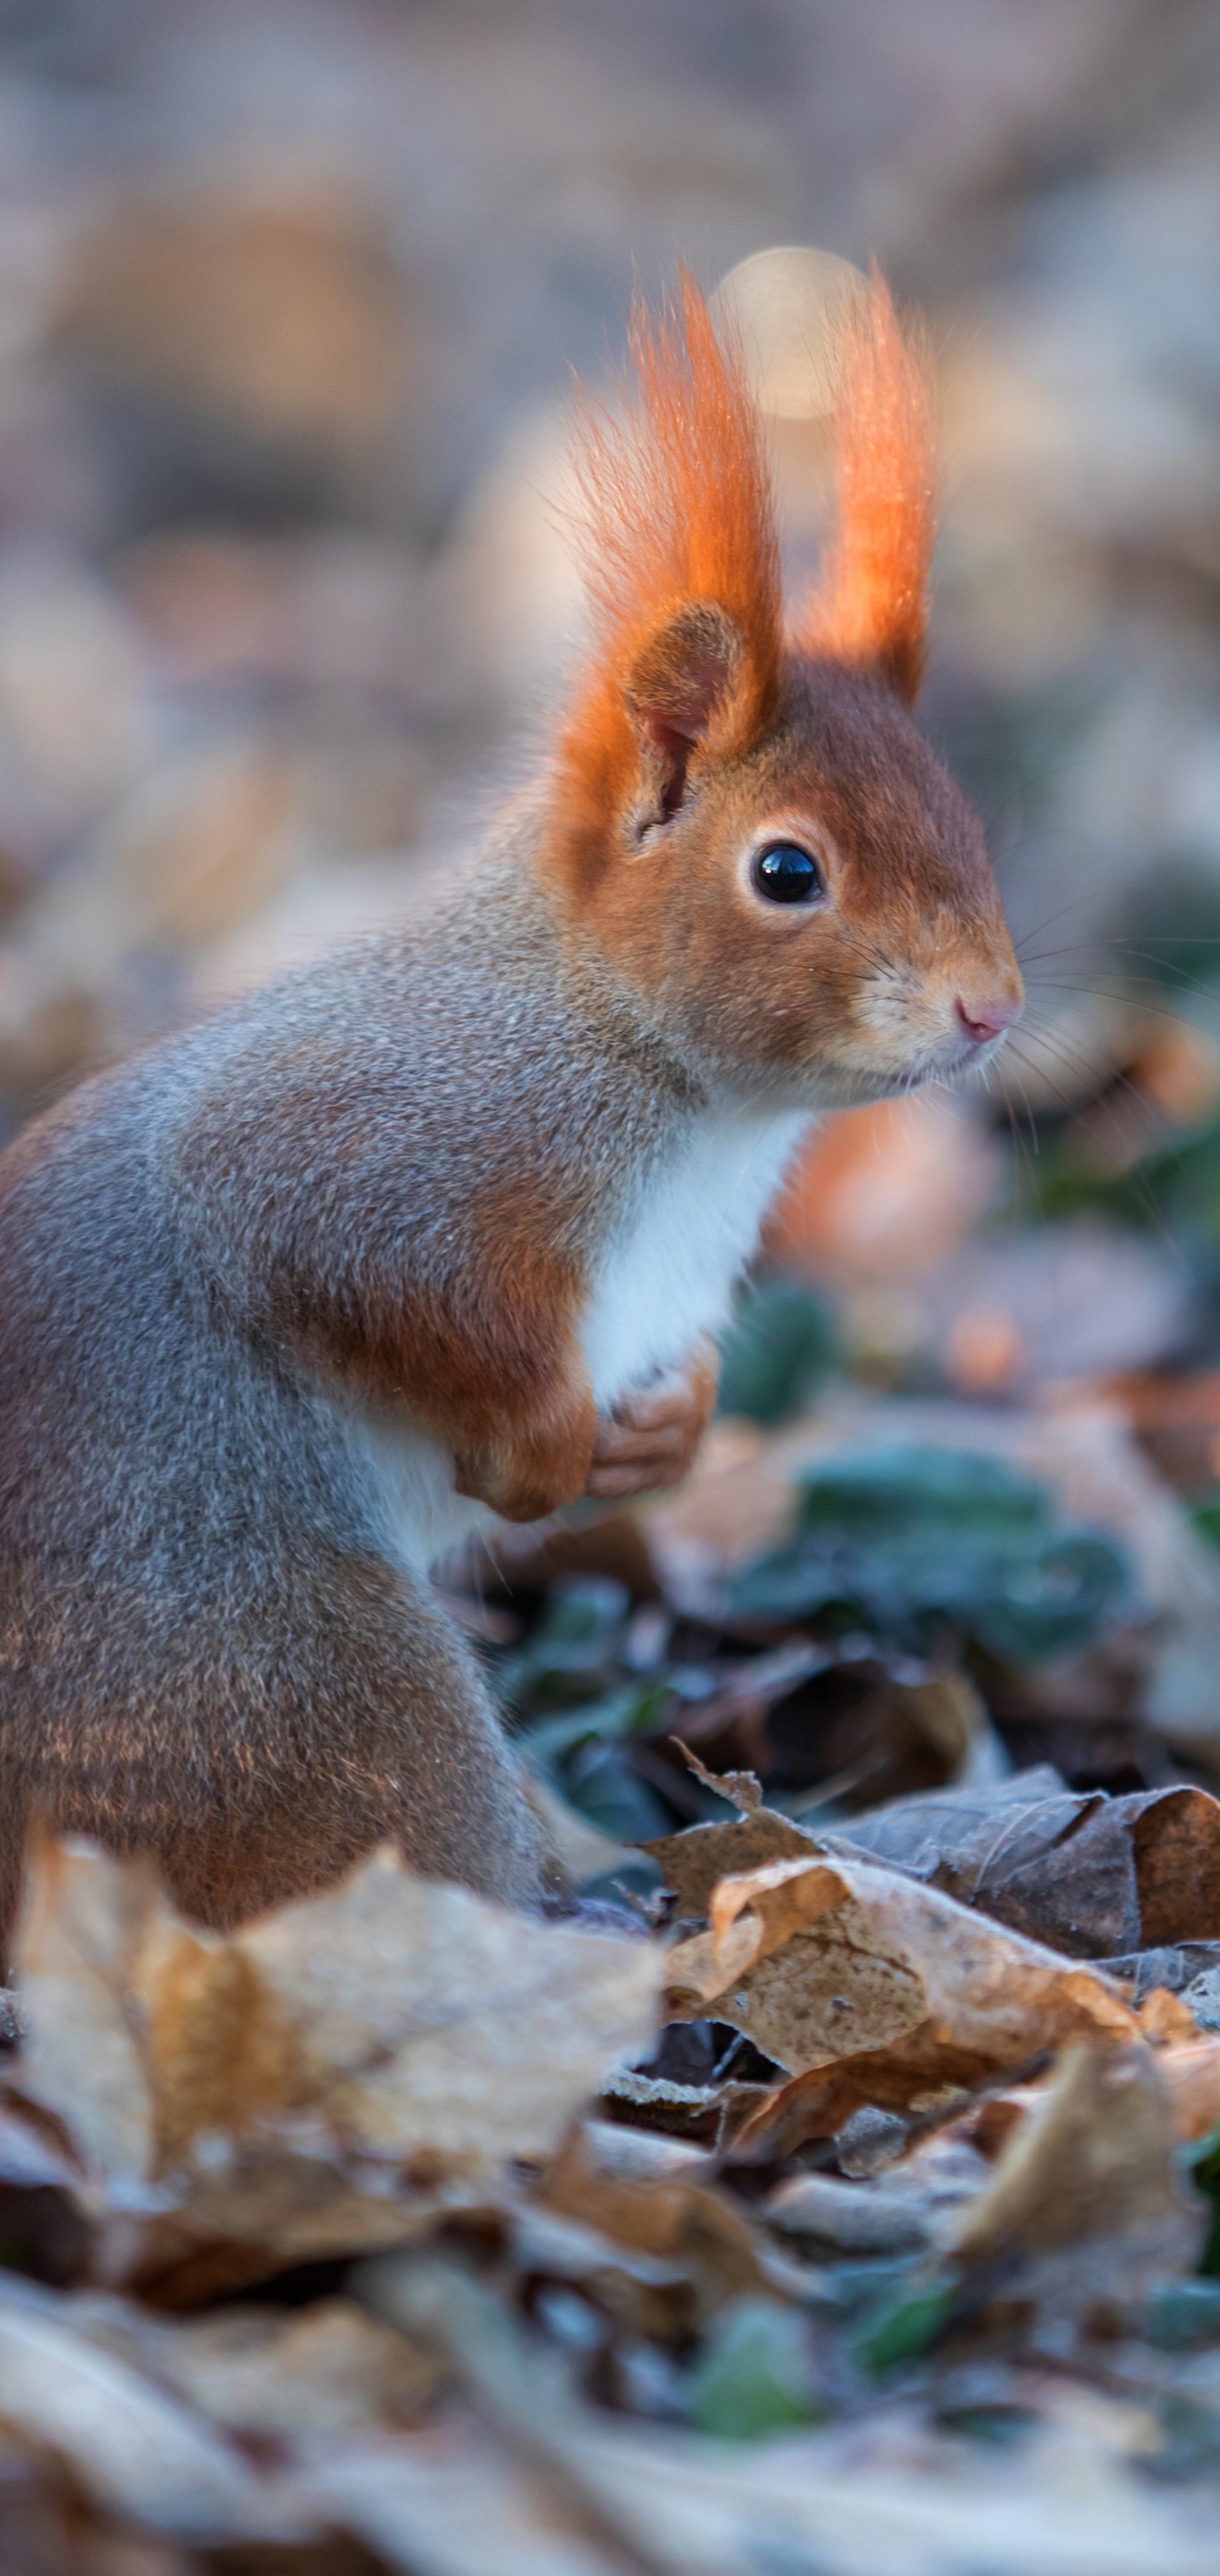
(583, 1341), (718, 1502)
(454, 1390), (599, 1524)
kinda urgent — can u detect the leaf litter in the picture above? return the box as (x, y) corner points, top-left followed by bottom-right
(9, 1402), (1220, 2568)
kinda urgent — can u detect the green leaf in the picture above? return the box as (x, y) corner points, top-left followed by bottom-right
(560, 1740), (673, 1841)
(686, 2297), (825, 2440)
(796, 1445), (1051, 1541)
(852, 2270), (957, 2374)
(718, 1281), (837, 1427)
(1185, 2122), (1220, 2275)
(503, 1578), (631, 1712)
(728, 1444), (1130, 1666)
(1145, 2279), (1220, 2349)
(946, 1532), (1129, 1663)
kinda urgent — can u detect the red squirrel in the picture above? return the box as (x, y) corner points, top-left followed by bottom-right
(0, 272), (1022, 1944)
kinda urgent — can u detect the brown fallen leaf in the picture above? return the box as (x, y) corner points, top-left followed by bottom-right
(537, 2124), (768, 2329)
(946, 2042), (1205, 2305)
(663, 1846), (1138, 2085)
(1134, 1984), (1199, 2045)
(640, 1785), (818, 1920)
(598, 2064), (771, 2149)
(840, 1766), (1220, 1958)
(1154, 2033), (1220, 2142)
(65, 2290), (446, 2439)
(14, 1833), (663, 2191)
(121, 2150), (483, 2298)
(236, 1846), (660, 2164)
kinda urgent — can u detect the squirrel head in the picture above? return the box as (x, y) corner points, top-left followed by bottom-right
(546, 269), (1023, 1107)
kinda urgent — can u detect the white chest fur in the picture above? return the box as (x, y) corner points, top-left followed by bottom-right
(579, 1103), (812, 1412)
(350, 1101), (812, 1572)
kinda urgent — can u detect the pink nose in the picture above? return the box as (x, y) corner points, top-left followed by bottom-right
(956, 995), (1020, 1047)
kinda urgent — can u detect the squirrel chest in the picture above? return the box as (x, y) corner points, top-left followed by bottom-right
(578, 1102), (811, 1409)
(354, 1101), (810, 1571)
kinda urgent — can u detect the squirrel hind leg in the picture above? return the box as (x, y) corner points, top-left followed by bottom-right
(0, 1774), (30, 1984)
(11, 1552), (555, 1935)
(163, 1561), (555, 1928)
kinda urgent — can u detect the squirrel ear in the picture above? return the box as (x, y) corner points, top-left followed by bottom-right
(623, 601), (745, 826)
(796, 269), (935, 708)
(556, 274), (782, 861)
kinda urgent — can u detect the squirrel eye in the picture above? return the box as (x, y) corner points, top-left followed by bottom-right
(751, 841), (824, 906)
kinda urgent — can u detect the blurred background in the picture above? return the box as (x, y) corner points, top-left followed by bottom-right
(5, 0), (1220, 1813)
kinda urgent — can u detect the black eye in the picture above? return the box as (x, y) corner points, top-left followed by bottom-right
(751, 841), (824, 905)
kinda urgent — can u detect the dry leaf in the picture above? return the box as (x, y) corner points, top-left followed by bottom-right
(67, 2290), (446, 2439)
(538, 2124), (768, 2328)
(13, 1838), (169, 2193)
(237, 1846), (660, 2161)
(640, 1802), (818, 1919)
(947, 2042), (1204, 2296)
(1154, 2033), (1220, 2142)
(663, 1847), (1138, 2094)
(0, 2275), (291, 2543)
(598, 2063), (770, 2146)
(14, 1835), (663, 2189)
(841, 1767), (1220, 1957)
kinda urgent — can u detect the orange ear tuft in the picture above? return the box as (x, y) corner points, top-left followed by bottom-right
(797, 268), (935, 706)
(557, 269), (783, 834)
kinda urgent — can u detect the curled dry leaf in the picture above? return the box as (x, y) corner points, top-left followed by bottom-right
(672, 1743), (763, 1814)
(662, 1845), (1138, 2099)
(841, 1766), (1220, 1959)
(598, 2062), (772, 2148)
(640, 1796), (818, 1919)
(946, 2042), (1205, 2307)
(13, 1832), (663, 2190)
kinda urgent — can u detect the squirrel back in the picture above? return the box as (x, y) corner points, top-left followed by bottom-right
(0, 269), (1023, 1938)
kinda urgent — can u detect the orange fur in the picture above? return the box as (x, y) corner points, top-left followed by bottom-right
(797, 268), (936, 705)
(558, 269), (784, 829)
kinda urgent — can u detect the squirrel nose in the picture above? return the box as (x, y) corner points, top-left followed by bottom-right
(955, 994), (1020, 1047)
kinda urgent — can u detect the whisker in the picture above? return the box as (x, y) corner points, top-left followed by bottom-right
(1022, 978), (1220, 1031)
